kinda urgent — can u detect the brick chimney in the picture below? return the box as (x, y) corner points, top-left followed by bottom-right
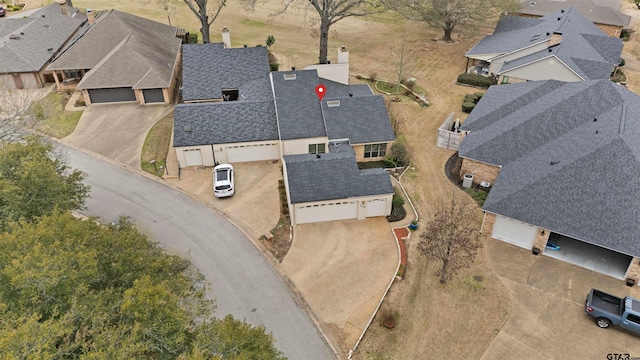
(550, 32), (562, 47)
(58, 0), (69, 15)
(86, 9), (95, 25)
(221, 27), (231, 48)
(338, 45), (349, 64)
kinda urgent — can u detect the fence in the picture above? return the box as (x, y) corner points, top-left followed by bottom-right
(437, 112), (467, 150)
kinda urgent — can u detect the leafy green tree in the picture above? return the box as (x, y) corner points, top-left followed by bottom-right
(0, 137), (89, 230)
(0, 212), (285, 359)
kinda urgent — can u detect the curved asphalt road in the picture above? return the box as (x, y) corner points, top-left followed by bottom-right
(61, 144), (334, 360)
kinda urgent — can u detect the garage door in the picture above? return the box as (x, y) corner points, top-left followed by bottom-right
(295, 201), (358, 225)
(226, 143), (280, 163)
(88, 88), (136, 103)
(143, 88), (165, 103)
(492, 215), (537, 249)
(366, 198), (387, 217)
(183, 149), (203, 167)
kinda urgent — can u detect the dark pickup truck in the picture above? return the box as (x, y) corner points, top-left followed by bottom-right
(585, 288), (640, 335)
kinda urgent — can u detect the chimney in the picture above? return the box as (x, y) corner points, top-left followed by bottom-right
(338, 45), (349, 64)
(58, 0), (69, 15)
(550, 32), (562, 47)
(86, 9), (95, 25)
(222, 27), (231, 48)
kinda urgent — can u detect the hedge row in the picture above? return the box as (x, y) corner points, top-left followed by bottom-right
(457, 73), (497, 88)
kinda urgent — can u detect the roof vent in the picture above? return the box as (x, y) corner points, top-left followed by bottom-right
(561, 9), (565, 13)
(529, 1), (536, 6)
(283, 74), (296, 80)
(9, 34), (19, 40)
(531, 33), (541, 41)
(316, 154), (321, 159)
(47, 48), (53, 52)
(557, 17), (561, 21)
(20, 32), (24, 35)
(184, 125), (192, 132)
(326, 100), (340, 107)
(44, 25), (51, 28)
(550, 161), (560, 165)
(594, 118), (597, 122)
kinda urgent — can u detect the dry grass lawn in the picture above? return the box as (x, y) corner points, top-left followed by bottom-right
(20, 0), (535, 357)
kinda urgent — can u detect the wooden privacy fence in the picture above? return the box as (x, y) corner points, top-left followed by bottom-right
(437, 112), (467, 150)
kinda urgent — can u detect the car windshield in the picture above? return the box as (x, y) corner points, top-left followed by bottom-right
(215, 184), (231, 191)
(216, 169), (229, 181)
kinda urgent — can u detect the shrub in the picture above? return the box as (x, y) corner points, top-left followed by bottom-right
(392, 192), (405, 208)
(270, 63), (279, 71)
(621, 29), (630, 41)
(369, 71), (378, 81)
(619, 58), (626, 67)
(186, 33), (198, 44)
(474, 92), (484, 99)
(464, 94), (478, 103)
(465, 188), (488, 206)
(462, 101), (476, 113)
(457, 73), (497, 88)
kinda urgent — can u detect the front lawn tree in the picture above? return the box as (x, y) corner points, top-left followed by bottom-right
(182, 0), (228, 43)
(385, 0), (519, 42)
(418, 194), (482, 283)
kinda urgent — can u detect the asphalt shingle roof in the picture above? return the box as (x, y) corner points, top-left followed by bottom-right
(322, 96), (395, 144)
(518, 0), (631, 27)
(272, 70), (326, 140)
(47, 10), (181, 89)
(181, 44), (270, 101)
(459, 79), (640, 256)
(467, 7), (622, 81)
(0, 4), (84, 73)
(173, 99), (278, 147)
(284, 151), (393, 203)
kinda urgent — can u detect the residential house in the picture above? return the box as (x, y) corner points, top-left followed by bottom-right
(466, 7), (623, 84)
(457, 79), (640, 284)
(174, 39), (395, 225)
(0, 3), (85, 89)
(517, 0), (631, 37)
(47, 9), (182, 105)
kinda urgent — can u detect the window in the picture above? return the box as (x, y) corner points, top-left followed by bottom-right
(627, 314), (640, 325)
(364, 143), (387, 158)
(63, 70), (81, 79)
(308, 143), (326, 154)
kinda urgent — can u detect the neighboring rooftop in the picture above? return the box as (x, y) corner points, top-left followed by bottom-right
(467, 7), (623, 81)
(181, 44), (270, 101)
(284, 152), (394, 203)
(459, 79), (640, 256)
(322, 96), (395, 144)
(48, 9), (181, 89)
(518, 0), (631, 27)
(0, 4), (84, 73)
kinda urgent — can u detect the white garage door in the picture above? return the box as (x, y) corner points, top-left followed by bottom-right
(366, 198), (387, 217)
(226, 143), (280, 163)
(492, 215), (537, 249)
(184, 149), (203, 167)
(295, 201), (358, 225)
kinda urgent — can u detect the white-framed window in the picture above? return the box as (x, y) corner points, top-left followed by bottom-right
(364, 143), (387, 158)
(308, 143), (326, 154)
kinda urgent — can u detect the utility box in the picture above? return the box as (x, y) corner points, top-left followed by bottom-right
(462, 174), (474, 189)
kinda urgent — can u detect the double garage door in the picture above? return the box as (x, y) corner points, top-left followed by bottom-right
(295, 201), (358, 225)
(492, 215), (537, 249)
(225, 143), (279, 163)
(88, 88), (136, 103)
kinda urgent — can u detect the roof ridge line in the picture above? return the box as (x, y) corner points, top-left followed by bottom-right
(619, 104), (627, 135)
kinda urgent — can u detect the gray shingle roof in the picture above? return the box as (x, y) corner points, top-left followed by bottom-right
(322, 96), (395, 144)
(467, 7), (622, 81)
(284, 152), (393, 203)
(181, 44), (270, 101)
(173, 98), (278, 147)
(0, 4), (84, 73)
(48, 10), (181, 89)
(518, 0), (631, 27)
(272, 70), (326, 140)
(459, 79), (640, 256)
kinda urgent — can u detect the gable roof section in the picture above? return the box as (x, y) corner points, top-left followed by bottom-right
(48, 10), (181, 89)
(518, 0), (630, 27)
(181, 44), (270, 101)
(459, 79), (640, 256)
(0, 4), (84, 73)
(272, 70), (326, 140)
(322, 95), (395, 144)
(467, 7), (622, 81)
(284, 151), (393, 203)
(173, 99), (278, 147)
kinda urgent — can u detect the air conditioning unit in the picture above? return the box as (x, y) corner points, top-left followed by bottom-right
(462, 174), (474, 189)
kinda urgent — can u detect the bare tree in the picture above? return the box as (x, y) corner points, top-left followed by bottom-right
(182, 0), (228, 43)
(385, 0), (519, 42)
(418, 194), (483, 284)
(266, 0), (383, 64)
(0, 88), (42, 146)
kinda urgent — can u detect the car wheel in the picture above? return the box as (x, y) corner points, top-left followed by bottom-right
(596, 317), (611, 328)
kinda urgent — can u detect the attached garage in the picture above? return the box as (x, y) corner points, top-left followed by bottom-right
(88, 88), (136, 103)
(491, 215), (537, 249)
(183, 149), (203, 167)
(225, 143), (280, 163)
(366, 198), (388, 217)
(295, 201), (358, 225)
(143, 88), (165, 103)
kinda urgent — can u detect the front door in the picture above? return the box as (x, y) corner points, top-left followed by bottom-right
(13, 74), (23, 89)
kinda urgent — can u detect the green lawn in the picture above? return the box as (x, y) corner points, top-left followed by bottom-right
(33, 92), (83, 139)
(141, 112), (174, 177)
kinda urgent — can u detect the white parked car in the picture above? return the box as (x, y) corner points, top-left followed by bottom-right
(213, 164), (234, 198)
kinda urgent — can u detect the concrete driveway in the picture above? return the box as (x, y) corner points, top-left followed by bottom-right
(483, 239), (640, 359)
(164, 161), (282, 241)
(281, 218), (398, 356)
(62, 103), (172, 169)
